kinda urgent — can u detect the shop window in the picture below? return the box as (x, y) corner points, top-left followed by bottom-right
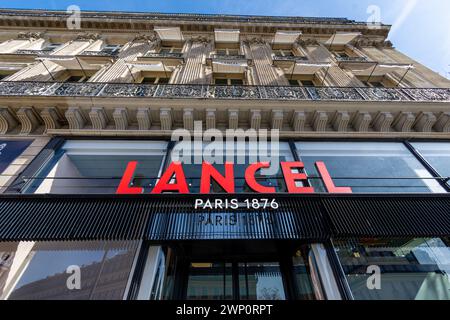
(295, 142), (444, 193)
(169, 141), (295, 194)
(238, 262), (286, 300)
(1, 241), (139, 300)
(411, 143), (450, 188)
(0, 140), (32, 174)
(27, 140), (168, 194)
(334, 238), (450, 300)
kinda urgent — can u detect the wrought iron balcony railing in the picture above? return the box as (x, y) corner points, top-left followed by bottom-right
(79, 50), (119, 57)
(335, 56), (369, 62)
(272, 55), (309, 62)
(0, 81), (449, 102)
(210, 54), (247, 61)
(15, 49), (54, 55)
(143, 52), (184, 59)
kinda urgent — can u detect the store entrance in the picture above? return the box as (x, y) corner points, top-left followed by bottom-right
(169, 241), (321, 300)
(186, 261), (287, 300)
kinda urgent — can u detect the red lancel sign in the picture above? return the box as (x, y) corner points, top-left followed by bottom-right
(116, 161), (352, 194)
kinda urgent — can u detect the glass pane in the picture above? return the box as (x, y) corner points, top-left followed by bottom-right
(187, 263), (232, 300)
(31, 141), (167, 194)
(411, 142), (450, 188)
(214, 78), (228, 85)
(239, 262), (286, 300)
(230, 79), (243, 85)
(6, 241), (139, 300)
(335, 238), (450, 300)
(292, 249), (316, 300)
(295, 142), (444, 193)
(171, 142), (294, 193)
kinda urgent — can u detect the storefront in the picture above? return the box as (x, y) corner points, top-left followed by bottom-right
(1, 138), (450, 300)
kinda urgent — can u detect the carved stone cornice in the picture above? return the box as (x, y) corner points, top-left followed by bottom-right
(0, 107), (18, 134)
(243, 37), (267, 46)
(74, 32), (101, 41)
(188, 35), (212, 46)
(133, 32), (160, 43)
(296, 38), (319, 46)
(17, 31), (44, 41)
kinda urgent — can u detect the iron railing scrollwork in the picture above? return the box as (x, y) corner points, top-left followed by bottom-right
(0, 81), (449, 102)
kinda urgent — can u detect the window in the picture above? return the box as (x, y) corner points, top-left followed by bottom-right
(101, 45), (122, 55)
(363, 81), (385, 88)
(274, 49), (295, 57)
(216, 48), (240, 56)
(159, 47), (182, 54)
(66, 75), (90, 83)
(28, 140), (168, 194)
(411, 143), (450, 188)
(214, 78), (244, 85)
(289, 79), (315, 87)
(334, 51), (349, 58)
(334, 238), (450, 300)
(42, 43), (61, 52)
(169, 141), (294, 193)
(1, 241), (139, 300)
(141, 77), (170, 84)
(295, 142), (444, 193)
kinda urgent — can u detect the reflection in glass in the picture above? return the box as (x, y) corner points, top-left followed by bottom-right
(296, 142), (443, 193)
(411, 142), (450, 188)
(2, 241), (139, 300)
(30, 141), (167, 194)
(335, 238), (450, 300)
(292, 249), (317, 300)
(187, 263), (233, 300)
(170, 142), (295, 193)
(239, 262), (286, 300)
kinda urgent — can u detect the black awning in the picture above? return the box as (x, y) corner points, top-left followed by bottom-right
(0, 194), (449, 241)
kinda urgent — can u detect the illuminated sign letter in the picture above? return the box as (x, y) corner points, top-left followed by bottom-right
(281, 162), (315, 194)
(116, 161), (144, 194)
(245, 163), (276, 194)
(200, 162), (235, 194)
(151, 162), (190, 194)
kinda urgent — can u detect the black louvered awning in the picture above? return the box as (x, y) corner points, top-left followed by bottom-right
(0, 194), (449, 241)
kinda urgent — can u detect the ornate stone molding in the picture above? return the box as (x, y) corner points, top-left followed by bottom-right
(16, 107), (40, 135)
(373, 112), (394, 132)
(89, 107), (108, 130)
(312, 111), (328, 132)
(40, 107), (61, 131)
(393, 112), (415, 132)
(332, 111), (350, 132)
(136, 107), (152, 130)
(160, 108), (172, 131)
(113, 107), (129, 130)
(205, 109), (216, 130)
(434, 112), (450, 133)
(292, 111), (306, 132)
(250, 110), (261, 130)
(414, 112), (437, 133)
(183, 108), (194, 131)
(228, 109), (239, 130)
(133, 32), (159, 43)
(65, 107), (86, 130)
(74, 32), (101, 41)
(352, 111), (372, 132)
(0, 107), (18, 134)
(17, 31), (44, 41)
(271, 110), (284, 130)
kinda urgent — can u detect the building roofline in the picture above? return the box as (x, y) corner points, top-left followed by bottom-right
(0, 7), (391, 27)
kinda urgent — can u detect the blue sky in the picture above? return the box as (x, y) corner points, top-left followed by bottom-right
(1, 0), (449, 79)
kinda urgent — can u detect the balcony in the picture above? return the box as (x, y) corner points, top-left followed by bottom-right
(0, 81), (449, 103)
(335, 56), (368, 63)
(272, 55), (308, 62)
(15, 49), (54, 56)
(210, 54), (247, 61)
(79, 50), (119, 57)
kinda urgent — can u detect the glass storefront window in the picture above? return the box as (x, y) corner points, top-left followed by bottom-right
(411, 142), (450, 188)
(295, 142), (444, 193)
(0, 241), (139, 300)
(292, 248), (318, 300)
(187, 263), (233, 300)
(170, 141), (294, 193)
(28, 140), (167, 194)
(334, 238), (450, 300)
(239, 262), (286, 300)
